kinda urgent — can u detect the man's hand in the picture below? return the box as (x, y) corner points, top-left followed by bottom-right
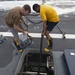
(41, 32), (44, 36)
(23, 30), (28, 35)
(41, 30), (46, 36)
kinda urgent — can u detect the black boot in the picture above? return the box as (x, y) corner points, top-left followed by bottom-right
(44, 38), (53, 52)
(48, 38), (53, 49)
(13, 39), (23, 53)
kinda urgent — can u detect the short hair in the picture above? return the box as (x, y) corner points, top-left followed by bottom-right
(23, 4), (31, 13)
(33, 4), (40, 11)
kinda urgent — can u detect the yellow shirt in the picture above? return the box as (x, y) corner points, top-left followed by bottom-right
(40, 5), (59, 22)
(5, 7), (22, 28)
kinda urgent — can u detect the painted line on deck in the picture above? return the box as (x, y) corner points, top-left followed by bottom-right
(0, 32), (75, 39)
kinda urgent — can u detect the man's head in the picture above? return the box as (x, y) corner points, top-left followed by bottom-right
(33, 4), (40, 13)
(21, 4), (31, 16)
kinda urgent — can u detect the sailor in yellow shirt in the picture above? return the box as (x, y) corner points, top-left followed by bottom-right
(33, 4), (59, 52)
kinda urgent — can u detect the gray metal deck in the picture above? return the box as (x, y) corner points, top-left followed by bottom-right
(0, 2), (75, 75)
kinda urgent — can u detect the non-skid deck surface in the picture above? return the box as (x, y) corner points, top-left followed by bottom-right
(0, 3), (75, 75)
(0, 37), (22, 75)
(52, 51), (70, 75)
(64, 49), (75, 75)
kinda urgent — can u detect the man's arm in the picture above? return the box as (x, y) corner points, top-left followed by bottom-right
(40, 12), (47, 35)
(42, 21), (47, 35)
(14, 24), (28, 34)
(21, 17), (28, 27)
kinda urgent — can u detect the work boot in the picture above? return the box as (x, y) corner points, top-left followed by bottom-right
(17, 46), (23, 53)
(13, 39), (19, 46)
(44, 45), (51, 52)
(44, 38), (53, 52)
(13, 39), (23, 53)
